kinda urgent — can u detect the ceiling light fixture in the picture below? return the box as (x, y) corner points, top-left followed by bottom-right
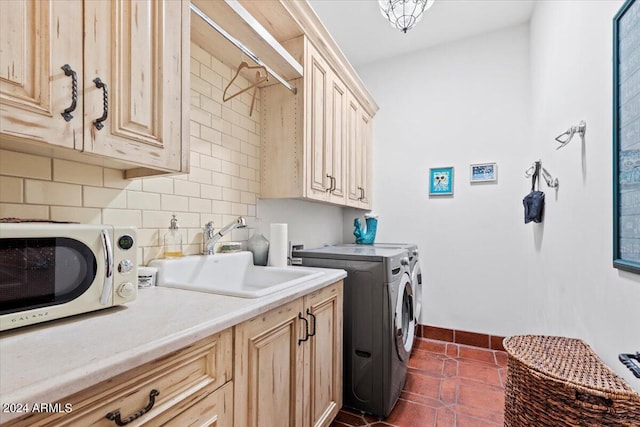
(378, 0), (435, 33)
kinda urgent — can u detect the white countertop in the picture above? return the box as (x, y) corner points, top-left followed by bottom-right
(0, 267), (346, 423)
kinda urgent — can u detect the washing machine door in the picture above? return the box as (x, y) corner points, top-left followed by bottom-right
(412, 263), (422, 324)
(394, 272), (415, 361)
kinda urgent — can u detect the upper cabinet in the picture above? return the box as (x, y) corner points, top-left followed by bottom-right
(0, 0), (83, 151)
(261, 38), (374, 209)
(83, 0), (188, 177)
(192, 1), (378, 209)
(0, 0), (189, 178)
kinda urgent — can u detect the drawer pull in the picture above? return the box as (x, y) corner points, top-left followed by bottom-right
(106, 389), (159, 426)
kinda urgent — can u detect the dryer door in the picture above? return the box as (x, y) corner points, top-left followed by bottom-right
(412, 263), (422, 324)
(394, 272), (415, 361)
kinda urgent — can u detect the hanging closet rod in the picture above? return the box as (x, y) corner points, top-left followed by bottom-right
(190, 3), (298, 95)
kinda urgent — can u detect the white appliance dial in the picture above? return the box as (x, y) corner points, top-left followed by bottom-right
(117, 282), (135, 298)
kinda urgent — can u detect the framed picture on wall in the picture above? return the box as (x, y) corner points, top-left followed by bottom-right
(613, 0), (640, 273)
(429, 167), (454, 196)
(470, 163), (497, 183)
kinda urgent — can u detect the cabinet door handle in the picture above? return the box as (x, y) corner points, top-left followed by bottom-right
(325, 174), (332, 192)
(106, 389), (159, 426)
(298, 312), (309, 345)
(61, 64), (77, 122)
(357, 186), (364, 200)
(330, 176), (336, 192)
(306, 308), (317, 337)
(93, 77), (109, 130)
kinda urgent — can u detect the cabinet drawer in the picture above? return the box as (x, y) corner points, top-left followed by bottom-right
(159, 381), (233, 427)
(6, 329), (232, 427)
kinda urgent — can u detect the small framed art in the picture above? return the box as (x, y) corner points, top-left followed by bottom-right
(429, 167), (454, 196)
(470, 163), (497, 183)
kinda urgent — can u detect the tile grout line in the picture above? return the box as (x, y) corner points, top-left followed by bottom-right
(333, 338), (506, 427)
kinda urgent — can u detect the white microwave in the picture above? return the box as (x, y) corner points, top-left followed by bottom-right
(0, 223), (137, 331)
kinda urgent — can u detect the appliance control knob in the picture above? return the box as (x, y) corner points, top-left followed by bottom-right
(118, 259), (134, 274)
(412, 249), (418, 257)
(401, 257), (410, 266)
(117, 282), (135, 299)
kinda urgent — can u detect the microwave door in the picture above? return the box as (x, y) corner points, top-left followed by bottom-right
(0, 238), (97, 315)
(55, 245), (91, 293)
(0, 245), (56, 308)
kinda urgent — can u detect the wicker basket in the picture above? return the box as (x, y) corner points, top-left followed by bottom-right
(503, 335), (640, 427)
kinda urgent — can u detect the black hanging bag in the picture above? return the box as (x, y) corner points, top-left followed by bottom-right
(523, 162), (545, 223)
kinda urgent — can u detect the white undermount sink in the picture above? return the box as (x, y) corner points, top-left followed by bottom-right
(149, 252), (324, 298)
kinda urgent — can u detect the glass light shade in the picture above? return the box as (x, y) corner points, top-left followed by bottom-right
(378, 0), (435, 33)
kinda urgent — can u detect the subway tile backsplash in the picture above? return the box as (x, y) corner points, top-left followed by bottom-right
(0, 42), (261, 265)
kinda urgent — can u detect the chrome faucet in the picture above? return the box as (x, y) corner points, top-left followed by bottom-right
(203, 221), (216, 255)
(203, 217), (247, 255)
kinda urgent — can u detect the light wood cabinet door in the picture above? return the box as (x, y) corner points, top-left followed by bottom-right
(305, 44), (330, 201)
(304, 281), (343, 427)
(0, 0), (83, 149)
(346, 91), (372, 210)
(326, 74), (347, 205)
(83, 0), (188, 175)
(305, 42), (348, 205)
(346, 92), (361, 206)
(234, 298), (306, 427)
(359, 111), (372, 209)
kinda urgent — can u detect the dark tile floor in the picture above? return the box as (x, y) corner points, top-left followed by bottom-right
(331, 337), (507, 427)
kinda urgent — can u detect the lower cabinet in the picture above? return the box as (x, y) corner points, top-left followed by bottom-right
(3, 281), (343, 427)
(4, 329), (233, 427)
(234, 281), (343, 427)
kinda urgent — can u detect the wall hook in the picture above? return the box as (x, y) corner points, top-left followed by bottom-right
(555, 120), (586, 150)
(541, 167), (559, 188)
(525, 160), (559, 189)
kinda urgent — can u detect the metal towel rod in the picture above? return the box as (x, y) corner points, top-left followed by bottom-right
(190, 3), (298, 95)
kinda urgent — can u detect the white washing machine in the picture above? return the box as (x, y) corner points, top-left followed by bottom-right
(293, 245), (414, 418)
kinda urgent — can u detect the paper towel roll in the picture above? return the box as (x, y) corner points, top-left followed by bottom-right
(268, 223), (288, 267)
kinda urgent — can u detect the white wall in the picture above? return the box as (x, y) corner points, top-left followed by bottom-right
(354, 24), (532, 333)
(257, 199), (344, 249)
(355, 3), (640, 388)
(528, 0), (639, 388)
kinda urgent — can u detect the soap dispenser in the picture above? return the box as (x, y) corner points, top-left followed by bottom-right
(164, 214), (183, 258)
